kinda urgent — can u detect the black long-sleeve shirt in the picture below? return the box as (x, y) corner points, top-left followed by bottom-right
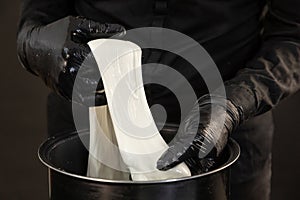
(18, 0), (300, 121)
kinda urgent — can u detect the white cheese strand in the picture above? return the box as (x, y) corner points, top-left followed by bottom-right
(87, 106), (130, 180)
(88, 39), (191, 181)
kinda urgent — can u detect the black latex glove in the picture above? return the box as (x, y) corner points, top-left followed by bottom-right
(17, 16), (125, 106)
(157, 94), (242, 174)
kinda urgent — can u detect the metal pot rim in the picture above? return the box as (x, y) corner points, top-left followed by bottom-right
(38, 130), (240, 184)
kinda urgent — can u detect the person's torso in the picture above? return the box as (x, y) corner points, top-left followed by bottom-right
(74, 0), (266, 122)
(75, 0), (266, 75)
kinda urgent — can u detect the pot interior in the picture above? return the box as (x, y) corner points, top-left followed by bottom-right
(39, 126), (240, 183)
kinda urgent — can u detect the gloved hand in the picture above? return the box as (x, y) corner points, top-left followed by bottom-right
(17, 16), (125, 106)
(156, 94), (242, 174)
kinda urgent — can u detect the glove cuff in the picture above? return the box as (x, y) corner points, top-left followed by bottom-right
(225, 83), (257, 122)
(197, 94), (241, 132)
(17, 25), (39, 76)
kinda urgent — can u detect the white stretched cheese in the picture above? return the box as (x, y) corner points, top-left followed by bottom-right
(88, 39), (191, 181)
(87, 105), (130, 180)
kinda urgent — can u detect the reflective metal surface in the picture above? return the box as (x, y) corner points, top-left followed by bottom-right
(39, 128), (240, 200)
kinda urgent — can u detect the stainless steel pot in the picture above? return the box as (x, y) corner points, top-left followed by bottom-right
(39, 127), (240, 200)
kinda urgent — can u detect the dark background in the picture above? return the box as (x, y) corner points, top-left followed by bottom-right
(0, 1), (299, 200)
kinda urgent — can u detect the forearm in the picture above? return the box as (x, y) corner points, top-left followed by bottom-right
(225, 0), (300, 121)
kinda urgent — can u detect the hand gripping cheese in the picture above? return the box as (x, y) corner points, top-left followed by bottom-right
(87, 39), (191, 181)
